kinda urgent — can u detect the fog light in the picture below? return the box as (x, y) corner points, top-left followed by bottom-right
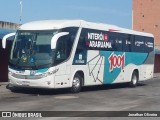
(46, 81), (51, 85)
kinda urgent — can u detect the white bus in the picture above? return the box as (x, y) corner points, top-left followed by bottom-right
(2, 20), (154, 93)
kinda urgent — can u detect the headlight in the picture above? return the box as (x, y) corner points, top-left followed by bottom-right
(37, 68), (59, 78)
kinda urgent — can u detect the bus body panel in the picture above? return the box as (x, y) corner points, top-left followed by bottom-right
(7, 20), (154, 90)
(86, 50), (105, 85)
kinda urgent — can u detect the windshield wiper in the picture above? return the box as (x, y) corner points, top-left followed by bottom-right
(36, 63), (53, 69)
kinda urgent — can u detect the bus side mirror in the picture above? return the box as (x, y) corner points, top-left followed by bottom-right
(51, 32), (69, 49)
(2, 32), (16, 49)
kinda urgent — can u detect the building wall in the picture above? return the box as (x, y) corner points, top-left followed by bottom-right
(132, 0), (160, 47)
(0, 21), (19, 30)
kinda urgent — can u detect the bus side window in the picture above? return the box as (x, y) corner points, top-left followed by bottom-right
(133, 36), (145, 52)
(122, 34), (132, 52)
(108, 32), (117, 51)
(112, 33), (123, 51)
(54, 36), (69, 65)
(144, 37), (154, 53)
(76, 36), (85, 54)
(73, 32), (87, 65)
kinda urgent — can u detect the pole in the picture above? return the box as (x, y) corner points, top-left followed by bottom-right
(20, 0), (22, 23)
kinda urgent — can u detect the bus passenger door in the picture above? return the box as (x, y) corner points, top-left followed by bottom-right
(54, 62), (69, 88)
(54, 36), (71, 88)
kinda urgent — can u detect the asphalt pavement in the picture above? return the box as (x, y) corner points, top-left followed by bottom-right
(0, 73), (160, 120)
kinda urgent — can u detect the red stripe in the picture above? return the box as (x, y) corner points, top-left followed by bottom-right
(109, 29), (120, 32)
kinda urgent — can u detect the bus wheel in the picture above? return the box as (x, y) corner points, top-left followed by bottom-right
(70, 74), (82, 93)
(129, 71), (138, 88)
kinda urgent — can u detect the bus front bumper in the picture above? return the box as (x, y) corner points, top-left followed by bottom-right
(8, 74), (55, 89)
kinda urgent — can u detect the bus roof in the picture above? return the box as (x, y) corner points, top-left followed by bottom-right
(19, 20), (154, 37)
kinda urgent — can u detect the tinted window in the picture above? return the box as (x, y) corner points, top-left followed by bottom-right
(114, 33), (123, 51)
(54, 27), (78, 65)
(73, 29), (87, 65)
(133, 36), (145, 52)
(144, 37), (154, 53)
(121, 34), (132, 52)
(82, 28), (112, 51)
(75, 28), (154, 53)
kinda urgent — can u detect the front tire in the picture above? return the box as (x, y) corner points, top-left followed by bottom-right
(70, 74), (82, 93)
(129, 71), (138, 88)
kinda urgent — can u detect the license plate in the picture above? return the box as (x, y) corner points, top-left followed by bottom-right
(22, 81), (30, 86)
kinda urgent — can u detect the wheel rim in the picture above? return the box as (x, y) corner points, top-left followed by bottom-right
(132, 74), (137, 85)
(72, 77), (80, 89)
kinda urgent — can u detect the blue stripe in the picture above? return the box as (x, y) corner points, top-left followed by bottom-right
(36, 68), (48, 73)
(100, 51), (148, 84)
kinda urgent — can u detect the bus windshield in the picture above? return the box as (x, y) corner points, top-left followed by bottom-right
(9, 30), (59, 70)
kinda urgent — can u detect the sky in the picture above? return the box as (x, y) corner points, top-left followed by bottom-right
(0, 0), (132, 29)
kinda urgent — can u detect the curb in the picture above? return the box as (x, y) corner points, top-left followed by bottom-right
(153, 73), (160, 79)
(0, 82), (8, 86)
